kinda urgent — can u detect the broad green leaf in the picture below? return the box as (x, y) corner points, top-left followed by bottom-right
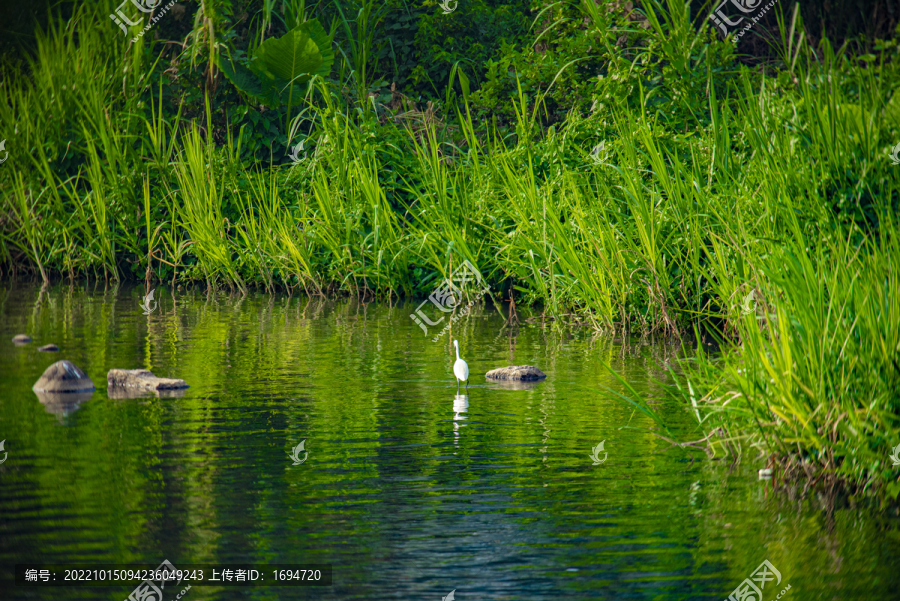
(218, 20), (333, 108)
(253, 19), (334, 93)
(218, 52), (270, 103)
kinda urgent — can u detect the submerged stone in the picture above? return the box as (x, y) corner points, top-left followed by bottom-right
(33, 360), (96, 393)
(485, 365), (547, 381)
(107, 369), (188, 391)
(12, 334), (31, 344)
(38, 344), (59, 352)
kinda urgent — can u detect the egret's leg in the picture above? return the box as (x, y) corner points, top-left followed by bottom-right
(457, 379), (460, 393)
(465, 379), (469, 391)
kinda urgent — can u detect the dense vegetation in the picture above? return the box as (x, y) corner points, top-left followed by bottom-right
(1, 0), (898, 500)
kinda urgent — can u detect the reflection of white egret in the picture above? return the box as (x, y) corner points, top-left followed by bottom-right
(453, 339), (469, 392)
(453, 394), (468, 448)
(453, 394), (469, 419)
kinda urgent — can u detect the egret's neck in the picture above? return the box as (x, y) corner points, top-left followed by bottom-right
(455, 344), (460, 360)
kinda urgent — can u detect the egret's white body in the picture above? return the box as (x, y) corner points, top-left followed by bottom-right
(453, 339), (469, 392)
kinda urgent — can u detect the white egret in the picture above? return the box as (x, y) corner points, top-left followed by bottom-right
(453, 339), (469, 392)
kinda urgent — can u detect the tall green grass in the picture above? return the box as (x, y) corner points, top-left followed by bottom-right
(171, 118), (246, 294)
(2, 3), (896, 323)
(671, 201), (900, 499)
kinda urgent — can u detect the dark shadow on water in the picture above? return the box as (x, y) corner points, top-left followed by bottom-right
(485, 379), (546, 391)
(106, 387), (188, 400)
(33, 389), (93, 420)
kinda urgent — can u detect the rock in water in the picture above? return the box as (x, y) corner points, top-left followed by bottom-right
(107, 369), (188, 391)
(12, 334), (32, 344)
(485, 365), (547, 381)
(33, 360), (96, 392)
(38, 344), (59, 352)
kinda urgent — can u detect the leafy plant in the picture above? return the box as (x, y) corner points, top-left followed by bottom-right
(218, 18), (334, 116)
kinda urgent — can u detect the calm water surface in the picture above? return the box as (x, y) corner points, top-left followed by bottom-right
(1, 283), (898, 600)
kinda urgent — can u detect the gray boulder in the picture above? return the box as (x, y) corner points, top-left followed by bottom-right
(33, 360), (96, 392)
(485, 365), (547, 381)
(12, 334), (31, 344)
(107, 369), (188, 391)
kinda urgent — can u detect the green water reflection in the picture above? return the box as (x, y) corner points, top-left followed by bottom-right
(1, 284), (898, 600)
